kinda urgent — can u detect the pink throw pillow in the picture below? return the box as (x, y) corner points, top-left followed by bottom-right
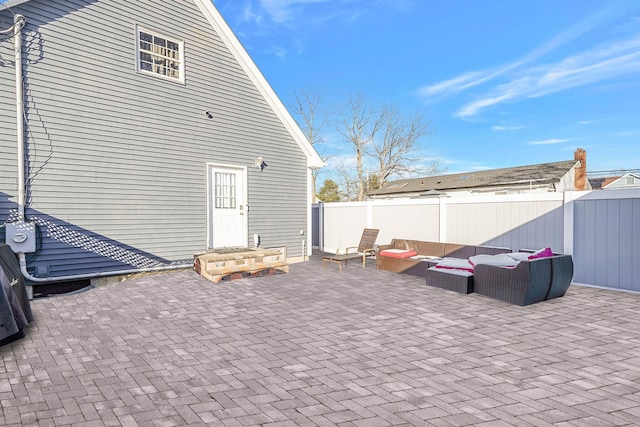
(528, 247), (553, 260)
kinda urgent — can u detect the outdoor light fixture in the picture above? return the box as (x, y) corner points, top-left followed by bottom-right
(255, 157), (268, 171)
(205, 111), (213, 119)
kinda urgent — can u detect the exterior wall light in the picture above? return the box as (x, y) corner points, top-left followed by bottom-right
(254, 157), (268, 171)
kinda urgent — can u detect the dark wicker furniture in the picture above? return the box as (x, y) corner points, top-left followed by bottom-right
(473, 254), (574, 306)
(426, 267), (474, 294)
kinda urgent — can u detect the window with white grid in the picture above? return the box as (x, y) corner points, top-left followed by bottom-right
(136, 26), (184, 83)
(214, 172), (237, 209)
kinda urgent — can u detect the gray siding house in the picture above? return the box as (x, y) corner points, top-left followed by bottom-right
(0, 0), (323, 284)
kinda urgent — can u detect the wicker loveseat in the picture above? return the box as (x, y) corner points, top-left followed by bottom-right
(473, 254), (574, 306)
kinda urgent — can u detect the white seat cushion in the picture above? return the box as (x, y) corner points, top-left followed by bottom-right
(434, 257), (474, 272)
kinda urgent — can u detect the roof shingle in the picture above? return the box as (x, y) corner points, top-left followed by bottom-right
(369, 160), (579, 196)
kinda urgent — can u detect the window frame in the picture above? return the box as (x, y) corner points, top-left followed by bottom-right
(135, 24), (185, 84)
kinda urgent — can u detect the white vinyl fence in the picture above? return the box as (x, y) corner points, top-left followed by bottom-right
(315, 189), (640, 292)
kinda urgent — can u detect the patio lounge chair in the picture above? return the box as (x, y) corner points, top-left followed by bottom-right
(323, 228), (379, 272)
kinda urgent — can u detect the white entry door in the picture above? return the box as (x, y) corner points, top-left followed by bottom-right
(208, 165), (247, 248)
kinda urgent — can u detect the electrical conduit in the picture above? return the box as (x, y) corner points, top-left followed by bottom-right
(12, 14), (26, 219)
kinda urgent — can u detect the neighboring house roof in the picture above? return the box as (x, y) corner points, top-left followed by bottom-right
(589, 176), (620, 190)
(0, 0), (324, 169)
(369, 160), (580, 197)
(601, 173), (640, 189)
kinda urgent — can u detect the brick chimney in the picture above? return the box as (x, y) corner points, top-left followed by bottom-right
(574, 148), (587, 190)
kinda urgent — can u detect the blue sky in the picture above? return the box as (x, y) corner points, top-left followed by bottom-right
(212, 0), (640, 177)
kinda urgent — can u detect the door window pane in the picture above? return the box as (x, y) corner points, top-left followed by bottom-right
(215, 172), (237, 209)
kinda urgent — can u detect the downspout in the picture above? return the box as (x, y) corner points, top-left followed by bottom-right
(8, 14), (191, 285)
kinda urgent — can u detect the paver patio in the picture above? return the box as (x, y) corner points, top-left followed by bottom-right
(2, 253), (640, 426)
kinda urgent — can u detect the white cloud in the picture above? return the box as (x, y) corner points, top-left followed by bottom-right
(527, 138), (571, 145)
(614, 130), (640, 137)
(418, 2), (619, 103)
(259, 0), (321, 23)
(417, 2), (640, 118)
(325, 153), (357, 169)
(267, 45), (287, 58)
(242, 3), (263, 24)
(258, 0), (365, 25)
(456, 86), (521, 118)
(418, 71), (491, 98)
(229, 0), (376, 57)
(455, 35), (640, 118)
(492, 125), (524, 131)
(435, 157), (490, 173)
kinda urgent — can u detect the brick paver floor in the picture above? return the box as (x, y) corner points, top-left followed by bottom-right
(2, 254), (640, 426)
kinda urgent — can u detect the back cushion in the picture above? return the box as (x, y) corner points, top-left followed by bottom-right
(475, 246), (512, 256)
(417, 241), (445, 257)
(444, 244), (476, 259)
(392, 239), (410, 249)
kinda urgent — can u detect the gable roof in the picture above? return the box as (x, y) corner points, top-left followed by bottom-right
(369, 160), (579, 197)
(602, 173), (640, 189)
(589, 176), (620, 190)
(1, 0), (324, 169)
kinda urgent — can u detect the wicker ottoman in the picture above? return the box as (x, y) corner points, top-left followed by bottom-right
(426, 267), (474, 294)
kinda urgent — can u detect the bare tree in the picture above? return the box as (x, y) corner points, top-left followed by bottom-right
(305, 92), (442, 200)
(336, 94), (384, 201)
(369, 104), (435, 187)
(291, 90), (327, 201)
(333, 161), (359, 202)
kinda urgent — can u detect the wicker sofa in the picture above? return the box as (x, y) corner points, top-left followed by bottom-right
(376, 239), (511, 275)
(473, 254), (574, 305)
(377, 239), (573, 305)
